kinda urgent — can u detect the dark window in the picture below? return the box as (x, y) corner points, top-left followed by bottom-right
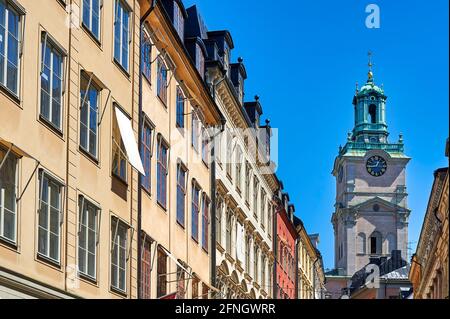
(202, 283), (208, 299)
(112, 108), (127, 181)
(0, 147), (17, 243)
(176, 265), (186, 299)
(80, 73), (100, 158)
(156, 140), (168, 208)
(0, 2), (21, 95)
(111, 218), (128, 292)
(225, 210), (232, 254)
(141, 122), (152, 192)
(142, 30), (152, 81)
(191, 183), (200, 241)
(82, 0), (101, 40)
(38, 172), (63, 263)
(370, 237), (377, 254)
(40, 34), (64, 130)
(157, 247), (167, 297)
(201, 127), (209, 165)
(173, 2), (184, 39)
(368, 104), (377, 124)
(192, 277), (199, 299)
(78, 196), (99, 279)
(113, 0), (130, 71)
(176, 87), (184, 128)
(157, 58), (167, 104)
(176, 164), (186, 226)
(201, 193), (209, 251)
(141, 237), (152, 299)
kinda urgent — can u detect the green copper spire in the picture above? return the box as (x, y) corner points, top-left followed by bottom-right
(340, 52), (405, 157)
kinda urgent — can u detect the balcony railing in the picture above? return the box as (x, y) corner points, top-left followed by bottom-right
(354, 123), (387, 131)
(340, 142), (404, 155)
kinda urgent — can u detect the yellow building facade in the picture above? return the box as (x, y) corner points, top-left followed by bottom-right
(137, 0), (223, 299)
(0, 0), (143, 298)
(409, 139), (449, 299)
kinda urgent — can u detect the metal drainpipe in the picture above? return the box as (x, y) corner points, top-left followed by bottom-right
(137, 0), (156, 300)
(210, 76), (226, 291)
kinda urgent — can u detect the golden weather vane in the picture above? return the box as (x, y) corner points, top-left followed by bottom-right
(367, 51), (374, 81)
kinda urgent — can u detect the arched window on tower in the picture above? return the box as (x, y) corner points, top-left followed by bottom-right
(369, 231), (382, 255)
(368, 104), (377, 124)
(357, 232), (366, 255)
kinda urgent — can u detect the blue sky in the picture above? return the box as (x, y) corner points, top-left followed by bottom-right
(183, 0), (449, 269)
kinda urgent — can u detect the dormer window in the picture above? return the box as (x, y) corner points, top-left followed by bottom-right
(195, 44), (204, 78)
(223, 48), (230, 74)
(173, 1), (184, 40)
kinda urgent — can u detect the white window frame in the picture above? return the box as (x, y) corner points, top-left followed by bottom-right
(77, 195), (100, 280)
(80, 73), (100, 158)
(37, 170), (64, 264)
(40, 32), (65, 131)
(82, 0), (102, 41)
(0, 147), (18, 244)
(0, 0), (24, 97)
(110, 217), (131, 293)
(113, 0), (131, 72)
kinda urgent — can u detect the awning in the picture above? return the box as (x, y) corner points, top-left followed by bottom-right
(0, 138), (33, 159)
(114, 106), (146, 175)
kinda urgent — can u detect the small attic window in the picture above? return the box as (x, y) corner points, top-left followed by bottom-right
(195, 44), (205, 78)
(173, 1), (184, 40)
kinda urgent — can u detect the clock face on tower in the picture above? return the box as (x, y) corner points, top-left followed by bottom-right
(366, 156), (387, 177)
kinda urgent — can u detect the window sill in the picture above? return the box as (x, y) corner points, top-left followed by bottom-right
(81, 24), (102, 49)
(0, 83), (20, 106)
(79, 146), (99, 166)
(113, 59), (131, 80)
(202, 247), (209, 255)
(191, 236), (199, 244)
(176, 220), (185, 230)
(38, 115), (64, 139)
(142, 185), (152, 198)
(216, 242), (225, 253)
(156, 95), (168, 109)
(79, 272), (98, 286)
(112, 172), (128, 187)
(202, 159), (210, 169)
(156, 200), (167, 212)
(110, 286), (128, 298)
(225, 253), (235, 264)
(36, 253), (62, 270)
(56, 0), (67, 10)
(0, 236), (18, 251)
(143, 72), (151, 86)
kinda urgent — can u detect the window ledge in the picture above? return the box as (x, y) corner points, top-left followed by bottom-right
(78, 272), (98, 286)
(156, 200), (167, 212)
(79, 146), (99, 166)
(38, 115), (64, 138)
(0, 236), (18, 251)
(113, 59), (131, 80)
(36, 253), (62, 270)
(81, 24), (102, 49)
(0, 84), (21, 106)
(216, 242), (225, 253)
(112, 173), (128, 187)
(110, 286), (128, 298)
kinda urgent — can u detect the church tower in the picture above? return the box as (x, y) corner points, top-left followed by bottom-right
(331, 53), (411, 276)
